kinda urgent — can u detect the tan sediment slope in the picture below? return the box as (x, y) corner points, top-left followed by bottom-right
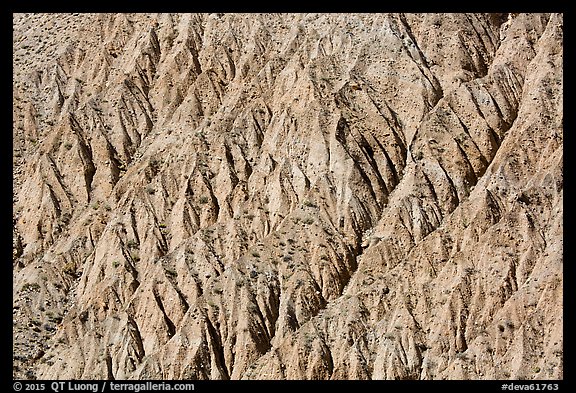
(13, 13), (562, 380)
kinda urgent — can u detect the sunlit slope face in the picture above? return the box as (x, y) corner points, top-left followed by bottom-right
(13, 13), (562, 380)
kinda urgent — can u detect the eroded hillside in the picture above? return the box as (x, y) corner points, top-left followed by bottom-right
(12, 13), (563, 380)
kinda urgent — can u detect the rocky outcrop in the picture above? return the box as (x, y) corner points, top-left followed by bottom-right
(13, 13), (562, 380)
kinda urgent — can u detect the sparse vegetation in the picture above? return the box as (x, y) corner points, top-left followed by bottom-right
(302, 200), (317, 208)
(22, 283), (41, 292)
(165, 267), (177, 277)
(455, 352), (468, 360)
(464, 267), (476, 275)
(150, 157), (161, 169)
(47, 312), (63, 324)
(63, 262), (76, 276)
(126, 240), (138, 248)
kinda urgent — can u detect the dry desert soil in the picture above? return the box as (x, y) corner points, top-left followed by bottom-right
(12, 13), (563, 380)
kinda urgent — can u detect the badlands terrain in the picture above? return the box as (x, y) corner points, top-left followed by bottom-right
(12, 13), (563, 380)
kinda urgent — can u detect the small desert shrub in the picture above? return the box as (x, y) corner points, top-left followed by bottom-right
(455, 352), (468, 360)
(302, 217), (314, 225)
(165, 268), (177, 277)
(126, 240), (138, 248)
(302, 200), (317, 208)
(22, 283), (41, 292)
(150, 157), (161, 169)
(47, 312), (62, 324)
(63, 262), (76, 276)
